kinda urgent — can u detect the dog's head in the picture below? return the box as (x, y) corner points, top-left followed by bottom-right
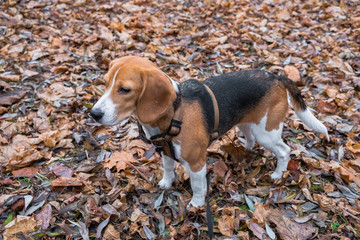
(90, 56), (177, 125)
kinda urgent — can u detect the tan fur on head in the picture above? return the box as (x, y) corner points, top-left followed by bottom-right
(91, 56), (176, 126)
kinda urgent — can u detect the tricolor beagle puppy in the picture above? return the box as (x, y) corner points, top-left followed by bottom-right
(90, 56), (329, 208)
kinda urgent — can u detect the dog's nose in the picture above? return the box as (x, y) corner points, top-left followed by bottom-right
(90, 108), (104, 122)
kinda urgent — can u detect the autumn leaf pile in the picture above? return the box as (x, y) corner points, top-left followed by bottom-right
(0, 0), (359, 239)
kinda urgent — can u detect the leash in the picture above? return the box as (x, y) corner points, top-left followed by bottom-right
(206, 172), (214, 240)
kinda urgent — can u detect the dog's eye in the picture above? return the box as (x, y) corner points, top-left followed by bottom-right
(119, 87), (131, 94)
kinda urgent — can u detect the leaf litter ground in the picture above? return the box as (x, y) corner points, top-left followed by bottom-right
(0, 0), (360, 239)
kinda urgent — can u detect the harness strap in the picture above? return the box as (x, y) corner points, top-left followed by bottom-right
(138, 96), (184, 161)
(203, 84), (220, 140)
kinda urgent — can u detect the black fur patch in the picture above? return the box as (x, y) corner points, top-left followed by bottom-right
(180, 70), (282, 136)
(203, 70), (277, 135)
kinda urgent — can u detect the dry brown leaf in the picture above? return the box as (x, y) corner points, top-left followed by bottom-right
(53, 164), (73, 177)
(0, 74), (21, 81)
(317, 100), (337, 114)
(213, 160), (228, 177)
(99, 25), (113, 43)
(324, 86), (339, 98)
(104, 151), (137, 172)
(12, 166), (39, 177)
(218, 215), (234, 237)
(50, 65), (69, 73)
(39, 129), (72, 147)
(103, 224), (121, 240)
(346, 140), (360, 154)
(245, 186), (271, 196)
(35, 204), (52, 230)
(284, 66), (301, 82)
(4, 145), (43, 170)
(32, 117), (52, 133)
(3, 215), (37, 240)
(328, 160), (360, 187)
(252, 202), (268, 226)
(31, 48), (49, 60)
(313, 194), (336, 211)
(0, 88), (28, 106)
(37, 82), (75, 103)
(109, 22), (125, 31)
(51, 177), (83, 188)
(328, 57), (354, 76)
(267, 209), (317, 240)
(277, 8), (291, 21)
(130, 207), (150, 226)
(248, 222), (269, 240)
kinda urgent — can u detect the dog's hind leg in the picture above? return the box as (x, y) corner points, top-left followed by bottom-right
(158, 154), (175, 189)
(250, 116), (291, 180)
(238, 124), (255, 150)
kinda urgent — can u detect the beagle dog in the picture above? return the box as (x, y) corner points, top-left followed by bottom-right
(90, 56), (329, 208)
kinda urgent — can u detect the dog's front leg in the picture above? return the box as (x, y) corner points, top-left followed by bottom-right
(158, 154), (175, 189)
(186, 163), (207, 208)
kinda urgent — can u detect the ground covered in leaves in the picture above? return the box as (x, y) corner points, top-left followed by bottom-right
(1, 0), (360, 239)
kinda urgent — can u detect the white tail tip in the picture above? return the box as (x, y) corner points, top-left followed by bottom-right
(296, 108), (329, 141)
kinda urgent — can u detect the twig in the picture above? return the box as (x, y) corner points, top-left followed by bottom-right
(127, 162), (153, 185)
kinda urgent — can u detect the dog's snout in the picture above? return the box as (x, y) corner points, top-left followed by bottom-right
(90, 108), (104, 122)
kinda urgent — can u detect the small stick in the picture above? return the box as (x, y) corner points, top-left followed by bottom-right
(127, 162), (153, 185)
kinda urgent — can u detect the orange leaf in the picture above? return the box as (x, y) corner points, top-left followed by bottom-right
(12, 167), (39, 177)
(218, 215), (234, 237)
(104, 151), (137, 172)
(284, 65), (301, 82)
(346, 140), (360, 153)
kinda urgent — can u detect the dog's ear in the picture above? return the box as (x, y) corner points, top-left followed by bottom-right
(137, 69), (176, 124)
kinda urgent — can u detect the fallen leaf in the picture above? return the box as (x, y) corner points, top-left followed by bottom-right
(248, 222), (270, 240)
(39, 129), (72, 147)
(346, 140), (360, 154)
(213, 160), (228, 177)
(3, 215), (37, 240)
(104, 151), (137, 172)
(313, 194), (336, 211)
(284, 66), (301, 83)
(12, 166), (39, 177)
(218, 215), (234, 237)
(252, 202), (268, 226)
(37, 82), (75, 103)
(51, 177), (83, 188)
(317, 99), (337, 114)
(35, 203), (52, 230)
(50, 65), (69, 73)
(267, 209), (317, 240)
(53, 164), (74, 177)
(103, 224), (121, 240)
(130, 207), (150, 226)
(0, 88), (28, 106)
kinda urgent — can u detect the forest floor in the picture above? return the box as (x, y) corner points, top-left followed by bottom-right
(0, 0), (360, 239)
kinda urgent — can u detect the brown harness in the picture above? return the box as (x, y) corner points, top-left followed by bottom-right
(138, 83), (219, 161)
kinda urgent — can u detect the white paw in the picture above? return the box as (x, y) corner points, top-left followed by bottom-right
(186, 198), (205, 210)
(271, 171), (282, 180)
(158, 176), (174, 189)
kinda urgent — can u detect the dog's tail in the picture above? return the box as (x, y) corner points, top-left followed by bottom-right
(279, 76), (329, 141)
